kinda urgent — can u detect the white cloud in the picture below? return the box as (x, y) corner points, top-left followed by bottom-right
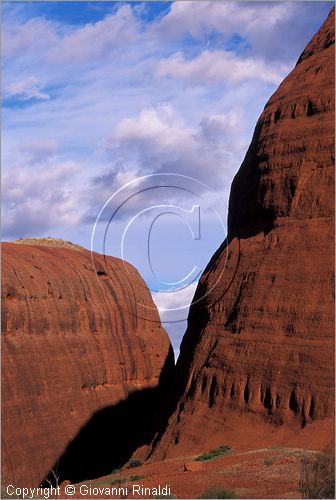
(46, 5), (140, 64)
(156, 50), (289, 85)
(2, 16), (57, 58)
(2, 5), (140, 65)
(151, 1), (331, 62)
(199, 112), (239, 141)
(4, 76), (50, 101)
(104, 104), (239, 187)
(152, 282), (198, 359)
(2, 161), (84, 238)
(2, 1), (331, 246)
(152, 1), (280, 41)
(2, 1), (331, 354)
(113, 104), (182, 144)
(84, 102), (240, 226)
(20, 139), (58, 163)
(152, 282), (198, 314)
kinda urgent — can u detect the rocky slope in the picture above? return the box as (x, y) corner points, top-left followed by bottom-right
(2, 241), (174, 487)
(151, 8), (334, 458)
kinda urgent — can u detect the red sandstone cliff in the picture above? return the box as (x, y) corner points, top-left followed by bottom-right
(2, 240), (174, 487)
(151, 8), (335, 458)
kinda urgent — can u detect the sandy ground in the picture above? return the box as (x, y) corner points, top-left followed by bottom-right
(56, 446), (317, 499)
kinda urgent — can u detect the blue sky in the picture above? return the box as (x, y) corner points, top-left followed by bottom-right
(2, 1), (333, 357)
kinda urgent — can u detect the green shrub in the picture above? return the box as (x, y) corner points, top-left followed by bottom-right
(108, 474), (143, 486)
(196, 445), (231, 461)
(127, 458), (144, 469)
(111, 467), (121, 474)
(300, 445), (335, 498)
(199, 487), (236, 499)
(1, 487), (14, 499)
(263, 457), (273, 466)
(1, 486), (31, 499)
(110, 477), (126, 485)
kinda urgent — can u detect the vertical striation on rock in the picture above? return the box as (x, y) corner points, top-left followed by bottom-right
(2, 240), (174, 487)
(151, 8), (335, 458)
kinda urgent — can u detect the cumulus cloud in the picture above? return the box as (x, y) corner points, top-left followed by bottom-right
(84, 103), (241, 226)
(152, 282), (198, 314)
(156, 50), (289, 85)
(113, 105), (182, 145)
(199, 112), (239, 141)
(103, 104), (238, 185)
(2, 0), (331, 352)
(2, 161), (84, 238)
(3, 2), (330, 242)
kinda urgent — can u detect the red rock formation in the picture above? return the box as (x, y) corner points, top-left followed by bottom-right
(151, 9), (334, 458)
(2, 241), (174, 487)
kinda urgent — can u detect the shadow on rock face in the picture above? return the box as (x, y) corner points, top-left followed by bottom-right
(42, 347), (174, 486)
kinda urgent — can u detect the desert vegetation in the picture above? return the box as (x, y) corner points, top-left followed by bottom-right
(154, 494), (177, 499)
(195, 445), (231, 462)
(13, 237), (84, 250)
(110, 474), (143, 485)
(299, 445), (335, 498)
(198, 486), (237, 499)
(89, 473), (144, 487)
(127, 458), (144, 469)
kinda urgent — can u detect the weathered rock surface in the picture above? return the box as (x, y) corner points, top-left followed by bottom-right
(151, 9), (334, 458)
(2, 241), (174, 487)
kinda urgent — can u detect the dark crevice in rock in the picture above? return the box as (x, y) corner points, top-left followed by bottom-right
(263, 386), (272, 410)
(309, 397), (315, 419)
(230, 382), (235, 400)
(224, 279), (248, 332)
(201, 375), (207, 393)
(289, 390), (300, 414)
(244, 379), (250, 404)
(96, 270), (108, 276)
(306, 100), (317, 117)
(274, 108), (281, 123)
(208, 376), (218, 408)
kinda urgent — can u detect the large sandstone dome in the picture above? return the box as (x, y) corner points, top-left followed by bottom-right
(150, 8), (334, 459)
(2, 240), (174, 487)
